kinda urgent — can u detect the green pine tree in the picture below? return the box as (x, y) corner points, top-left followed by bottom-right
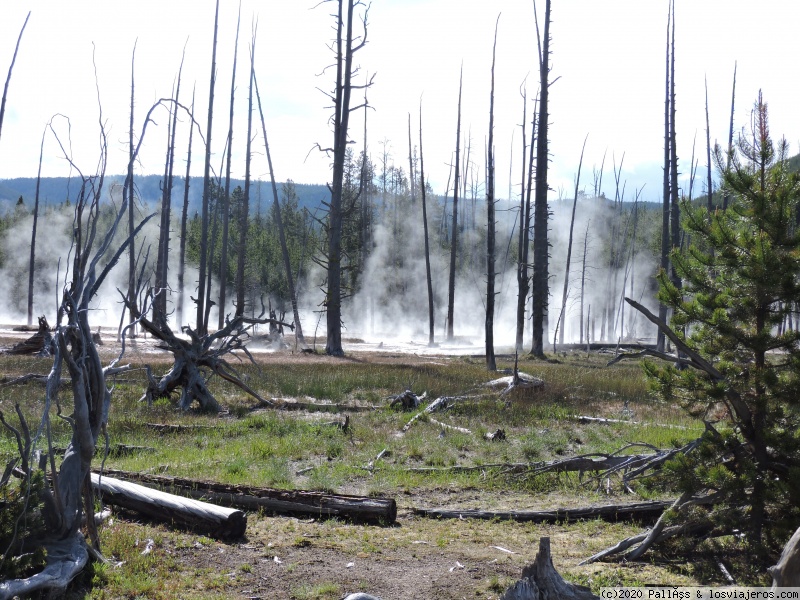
(643, 93), (800, 558)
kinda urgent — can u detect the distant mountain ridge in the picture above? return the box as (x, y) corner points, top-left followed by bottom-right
(0, 175), (331, 216)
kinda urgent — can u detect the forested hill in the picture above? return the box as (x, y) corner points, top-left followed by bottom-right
(0, 175), (331, 216)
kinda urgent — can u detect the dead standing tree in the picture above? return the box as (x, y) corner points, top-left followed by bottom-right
(0, 11), (29, 144)
(318, 0), (372, 356)
(254, 70), (306, 346)
(485, 17), (500, 371)
(0, 109), (155, 598)
(419, 101), (435, 346)
(446, 65), (463, 342)
(530, 0), (552, 357)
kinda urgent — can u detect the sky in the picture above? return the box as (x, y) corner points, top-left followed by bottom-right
(1, 0), (800, 205)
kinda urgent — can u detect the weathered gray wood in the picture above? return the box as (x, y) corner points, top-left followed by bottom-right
(95, 469), (397, 525)
(771, 526), (800, 588)
(414, 500), (673, 524)
(252, 398), (378, 413)
(91, 473), (246, 539)
(501, 537), (598, 600)
(0, 535), (88, 600)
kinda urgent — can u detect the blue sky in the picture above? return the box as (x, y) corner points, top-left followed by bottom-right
(1, 0), (799, 204)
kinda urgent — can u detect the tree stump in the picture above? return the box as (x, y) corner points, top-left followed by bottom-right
(771, 526), (800, 588)
(501, 537), (598, 600)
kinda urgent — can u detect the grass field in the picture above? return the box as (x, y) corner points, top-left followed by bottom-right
(0, 343), (770, 599)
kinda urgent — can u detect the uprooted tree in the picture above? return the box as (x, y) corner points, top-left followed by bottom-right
(594, 94), (800, 565)
(123, 290), (288, 413)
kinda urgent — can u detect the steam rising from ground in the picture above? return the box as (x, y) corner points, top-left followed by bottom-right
(0, 187), (660, 352)
(343, 193), (660, 349)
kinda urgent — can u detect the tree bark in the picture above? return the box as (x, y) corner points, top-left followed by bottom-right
(557, 136), (587, 346)
(91, 474), (246, 539)
(125, 42), (138, 337)
(419, 102), (435, 346)
(254, 72), (306, 345)
(219, 5), (241, 326)
(486, 18), (499, 371)
(196, 0), (220, 334)
(235, 22), (253, 319)
(446, 65), (463, 342)
(326, 0), (368, 356)
(770, 526), (800, 588)
(531, 0), (551, 357)
(95, 469), (396, 525)
(668, 0), (680, 296)
(176, 86), (196, 328)
(657, 3), (671, 353)
(27, 126), (45, 327)
(723, 62), (736, 211)
(705, 76), (713, 211)
(501, 537), (598, 600)
(415, 501), (674, 524)
(0, 11), (29, 145)
(516, 91), (536, 352)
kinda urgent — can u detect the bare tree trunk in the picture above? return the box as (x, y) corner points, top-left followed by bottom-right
(176, 86), (195, 328)
(219, 5), (242, 327)
(579, 220), (591, 344)
(419, 102), (435, 346)
(0, 12), (29, 144)
(125, 42), (138, 337)
(325, 0), (370, 356)
(485, 17), (500, 371)
(155, 53), (183, 322)
(234, 21), (252, 320)
(197, 0), (220, 334)
(657, 3), (671, 353)
(557, 135), (587, 346)
(723, 61), (736, 211)
(27, 126), (45, 327)
(254, 69), (306, 344)
(515, 87), (531, 352)
(705, 76), (713, 211)
(668, 0), (680, 296)
(531, 0), (552, 357)
(446, 65), (463, 342)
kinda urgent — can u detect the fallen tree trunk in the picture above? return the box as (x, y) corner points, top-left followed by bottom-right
(251, 398), (379, 413)
(145, 422), (215, 434)
(91, 473), (246, 539)
(502, 537), (597, 600)
(93, 469), (397, 525)
(402, 452), (666, 476)
(413, 500), (676, 523)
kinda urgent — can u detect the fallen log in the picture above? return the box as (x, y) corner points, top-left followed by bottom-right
(428, 417), (471, 434)
(413, 500), (675, 523)
(501, 537), (597, 600)
(145, 423), (215, 434)
(401, 395), (467, 433)
(252, 398), (379, 413)
(93, 469), (397, 525)
(575, 415), (688, 430)
(90, 473), (246, 539)
(403, 452), (665, 476)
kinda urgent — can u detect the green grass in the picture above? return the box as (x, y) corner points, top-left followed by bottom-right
(0, 349), (731, 597)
